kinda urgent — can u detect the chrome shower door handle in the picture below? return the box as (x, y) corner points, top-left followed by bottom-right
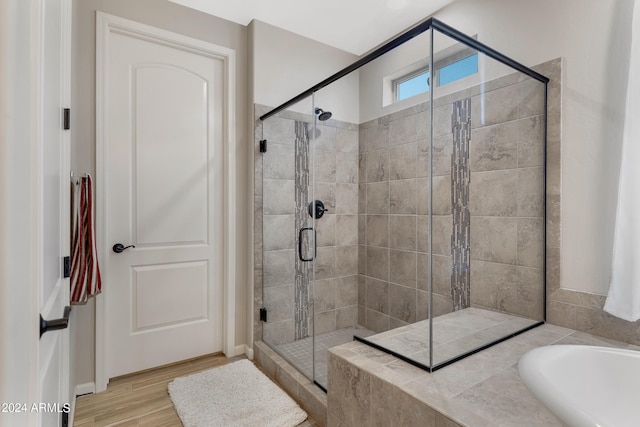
(298, 227), (316, 262)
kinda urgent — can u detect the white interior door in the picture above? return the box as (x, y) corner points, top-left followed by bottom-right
(38, 0), (71, 425)
(0, 0), (69, 425)
(101, 16), (226, 379)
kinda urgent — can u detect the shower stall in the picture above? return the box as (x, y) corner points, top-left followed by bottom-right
(257, 18), (548, 391)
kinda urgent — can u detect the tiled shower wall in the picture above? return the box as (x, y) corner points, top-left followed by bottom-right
(467, 75), (546, 319)
(357, 71), (546, 333)
(259, 108), (360, 345)
(357, 104), (442, 332)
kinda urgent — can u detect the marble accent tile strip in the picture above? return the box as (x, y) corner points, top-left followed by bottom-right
(295, 120), (311, 339)
(451, 98), (472, 311)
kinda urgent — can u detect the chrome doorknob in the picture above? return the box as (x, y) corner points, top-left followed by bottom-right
(112, 243), (135, 253)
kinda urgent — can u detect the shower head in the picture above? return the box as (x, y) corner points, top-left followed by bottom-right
(315, 107), (332, 121)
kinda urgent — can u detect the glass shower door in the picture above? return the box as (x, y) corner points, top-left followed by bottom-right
(261, 96), (317, 384)
(310, 86), (364, 390)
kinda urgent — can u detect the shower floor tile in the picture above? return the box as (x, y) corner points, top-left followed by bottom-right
(273, 325), (375, 389)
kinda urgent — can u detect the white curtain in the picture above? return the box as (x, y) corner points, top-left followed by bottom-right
(604, 0), (640, 321)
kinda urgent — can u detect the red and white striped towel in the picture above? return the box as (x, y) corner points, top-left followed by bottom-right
(70, 174), (102, 304)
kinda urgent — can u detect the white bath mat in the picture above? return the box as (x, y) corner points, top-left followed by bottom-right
(168, 359), (307, 427)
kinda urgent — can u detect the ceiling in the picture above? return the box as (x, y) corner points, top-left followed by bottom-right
(168, 0), (454, 55)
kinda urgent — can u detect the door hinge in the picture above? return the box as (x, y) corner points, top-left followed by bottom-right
(62, 411), (69, 427)
(259, 139), (267, 153)
(260, 307), (267, 322)
(63, 108), (70, 130)
(63, 256), (71, 278)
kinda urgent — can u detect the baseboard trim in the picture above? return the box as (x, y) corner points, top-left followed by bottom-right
(233, 344), (244, 356)
(74, 382), (96, 397)
(233, 344), (253, 359)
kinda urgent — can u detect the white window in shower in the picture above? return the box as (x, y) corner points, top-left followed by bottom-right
(383, 45), (478, 105)
(438, 52), (478, 86)
(395, 69), (431, 102)
(393, 51), (478, 102)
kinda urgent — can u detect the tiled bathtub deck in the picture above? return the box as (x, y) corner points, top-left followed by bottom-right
(328, 324), (640, 426)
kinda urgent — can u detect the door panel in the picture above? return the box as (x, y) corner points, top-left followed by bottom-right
(134, 65), (209, 246)
(105, 23), (224, 379)
(132, 261), (209, 331)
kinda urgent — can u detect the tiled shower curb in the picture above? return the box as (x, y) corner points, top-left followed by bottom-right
(254, 341), (327, 426)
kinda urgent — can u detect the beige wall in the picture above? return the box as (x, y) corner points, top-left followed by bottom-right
(71, 0), (249, 387)
(250, 20), (359, 123)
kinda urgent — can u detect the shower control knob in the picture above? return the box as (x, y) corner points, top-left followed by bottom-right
(308, 200), (328, 219)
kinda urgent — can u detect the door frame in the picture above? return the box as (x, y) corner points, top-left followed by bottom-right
(95, 12), (237, 392)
